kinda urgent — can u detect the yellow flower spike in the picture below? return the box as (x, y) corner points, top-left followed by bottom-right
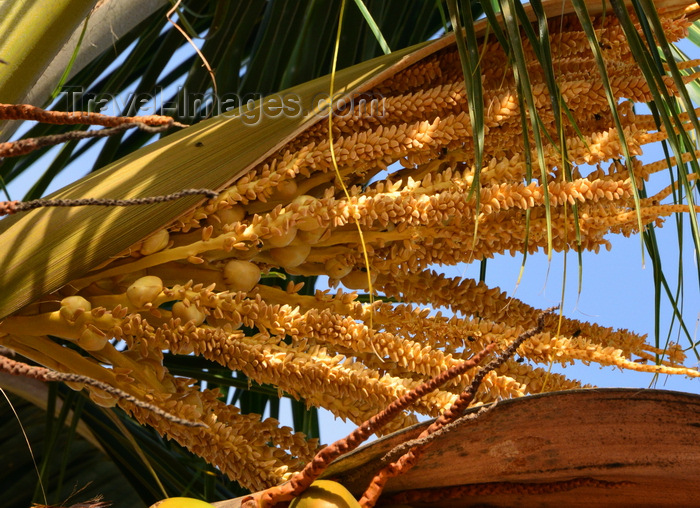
(289, 480), (361, 508)
(150, 497), (215, 508)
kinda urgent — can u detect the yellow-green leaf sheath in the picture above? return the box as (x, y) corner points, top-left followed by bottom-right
(0, 0), (97, 106)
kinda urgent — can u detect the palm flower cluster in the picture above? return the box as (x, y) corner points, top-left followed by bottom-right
(1, 4), (699, 492)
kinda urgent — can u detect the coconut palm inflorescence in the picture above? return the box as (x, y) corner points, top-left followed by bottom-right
(1, 0), (699, 497)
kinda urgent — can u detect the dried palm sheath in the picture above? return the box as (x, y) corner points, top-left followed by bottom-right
(310, 389), (700, 508)
(1, 0), (699, 493)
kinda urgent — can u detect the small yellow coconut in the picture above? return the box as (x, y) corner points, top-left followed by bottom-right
(77, 325), (109, 351)
(140, 229), (170, 255)
(216, 205), (246, 225)
(292, 195), (322, 231)
(59, 296), (91, 323)
(269, 243), (312, 268)
(126, 276), (164, 308)
(223, 260), (261, 292)
(289, 480), (361, 508)
(150, 497), (215, 508)
(268, 225), (298, 248)
(324, 258), (353, 279)
(172, 301), (207, 326)
(270, 179), (298, 201)
(340, 269), (377, 291)
(297, 226), (328, 244)
(296, 215), (322, 231)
